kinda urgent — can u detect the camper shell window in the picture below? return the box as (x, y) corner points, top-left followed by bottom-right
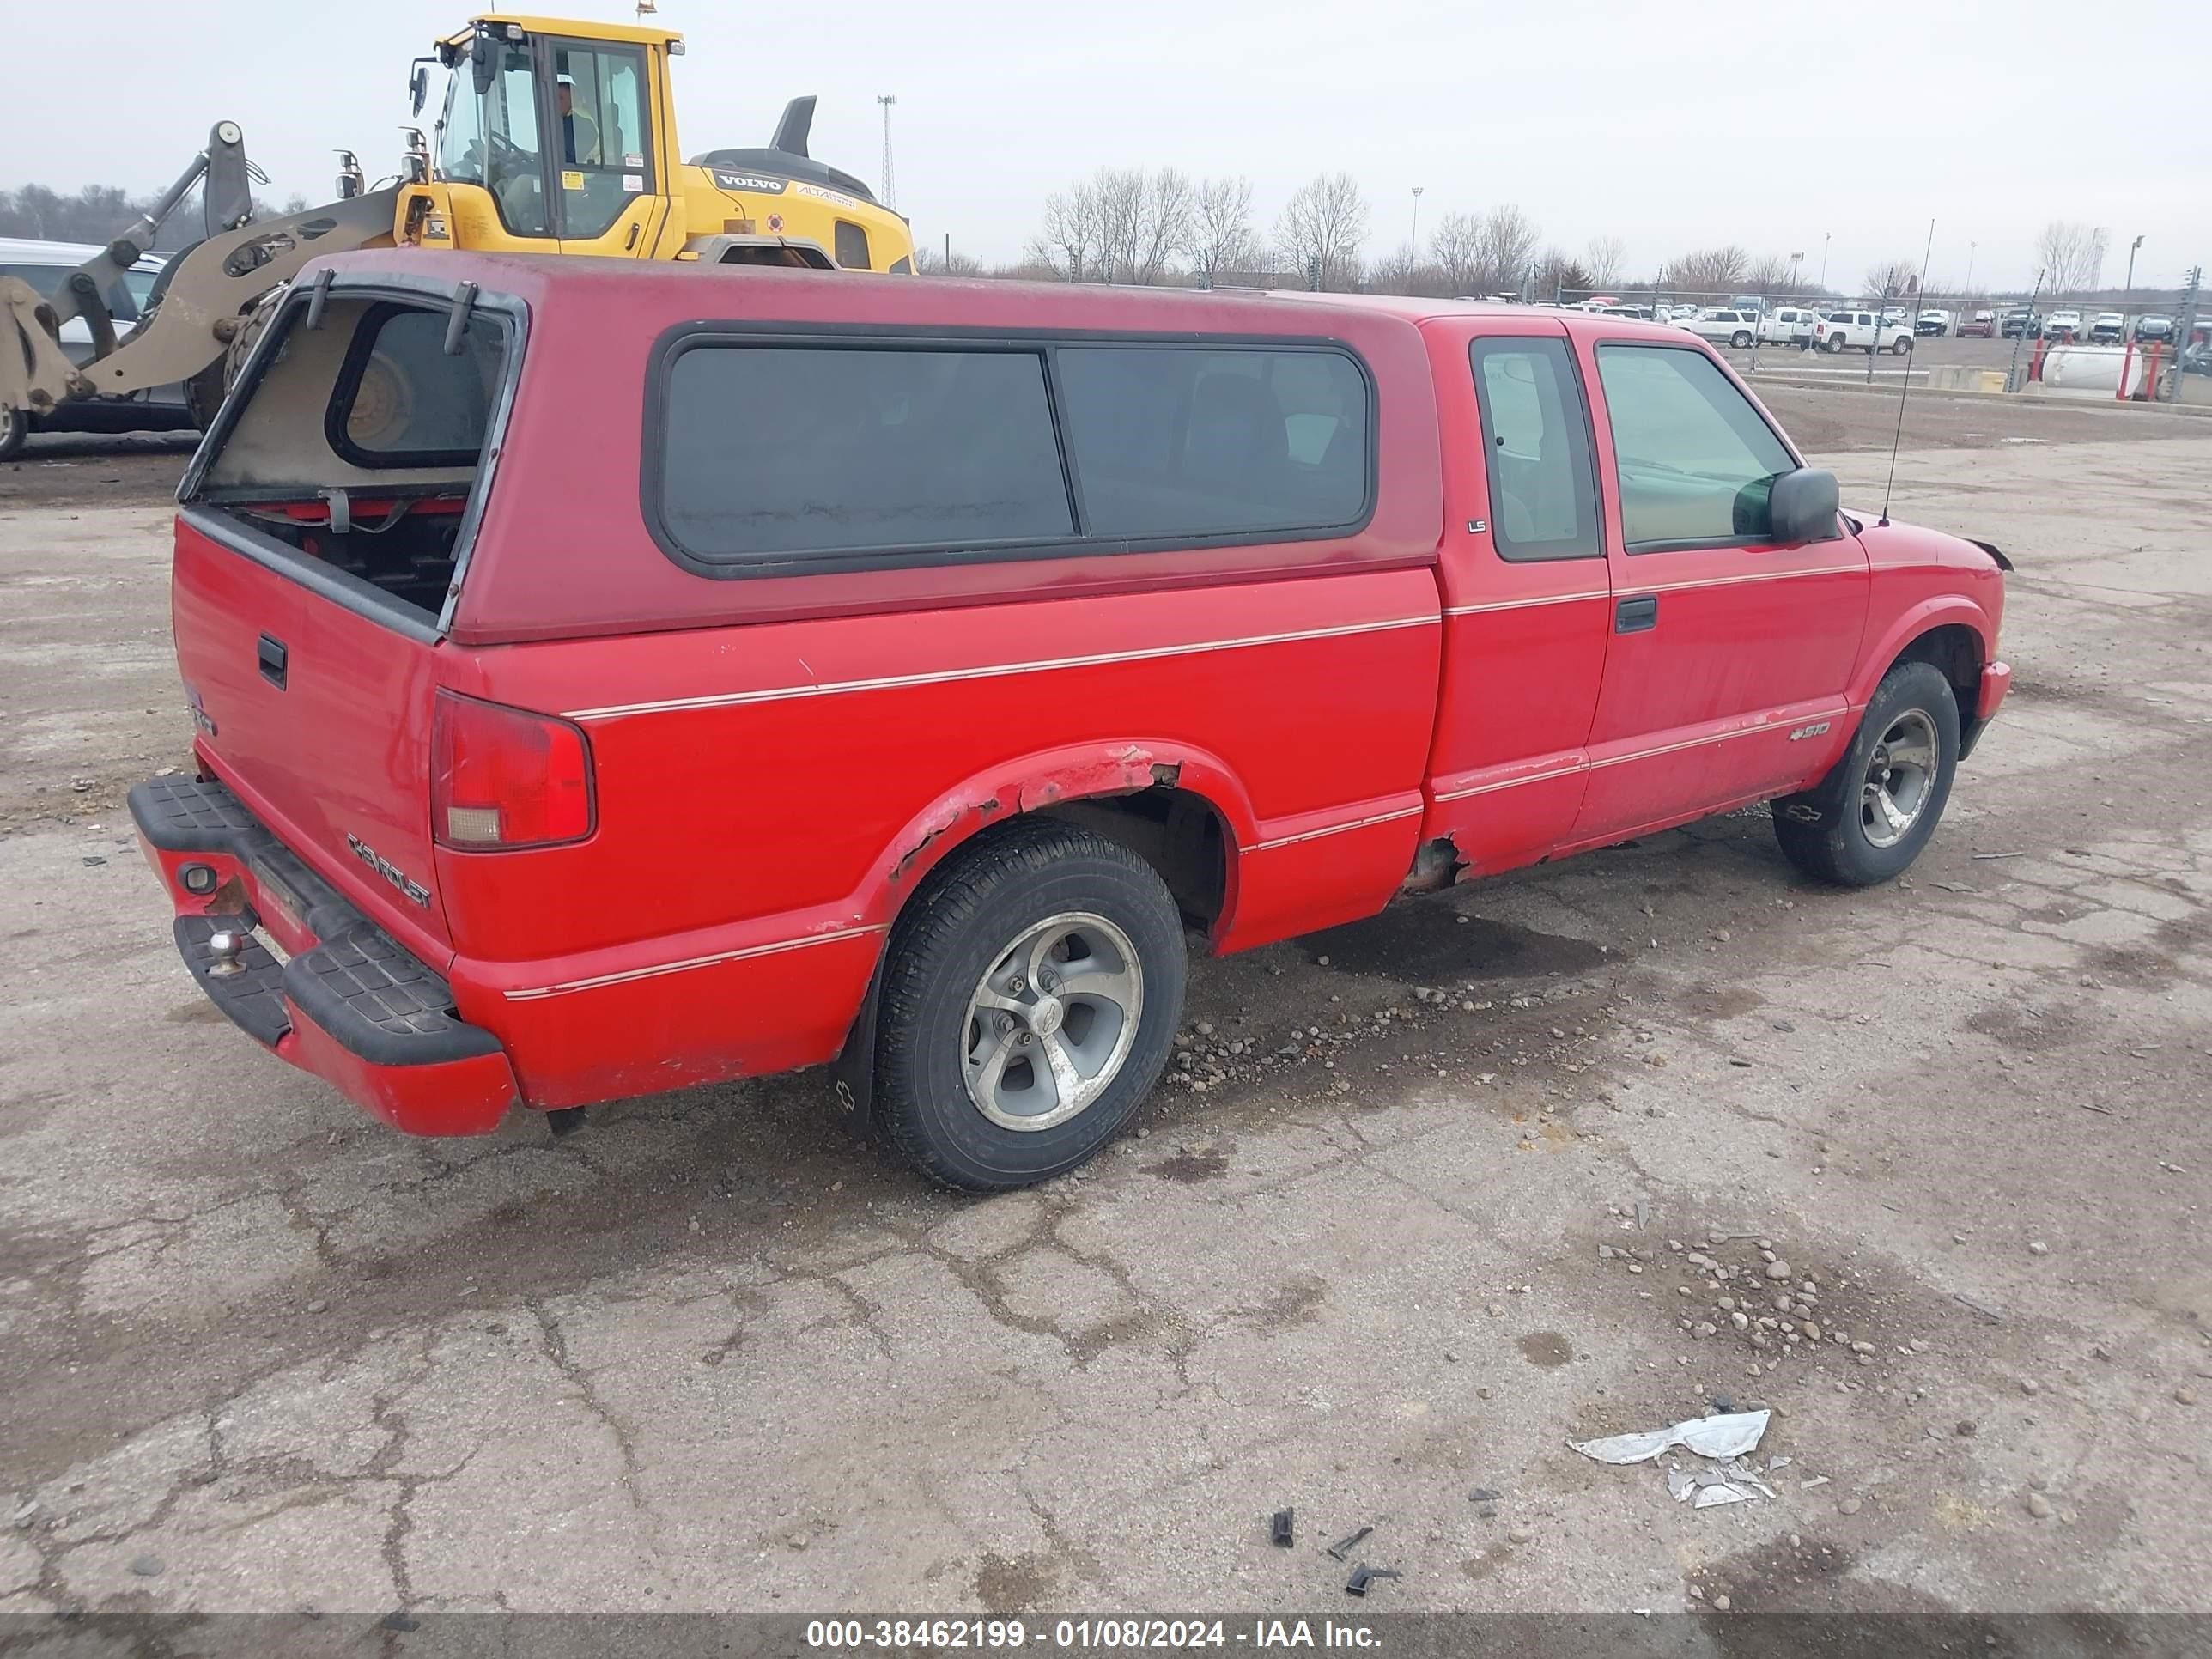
(180, 283), (522, 629)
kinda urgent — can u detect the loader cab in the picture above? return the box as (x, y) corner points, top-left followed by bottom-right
(422, 17), (678, 258)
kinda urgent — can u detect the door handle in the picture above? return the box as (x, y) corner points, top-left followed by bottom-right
(1614, 595), (1658, 634)
(624, 221), (641, 252)
(257, 634), (288, 689)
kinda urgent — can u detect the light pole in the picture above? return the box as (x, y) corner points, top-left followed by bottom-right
(1410, 186), (1423, 258)
(2124, 234), (2143, 296)
(1819, 231), (1830, 291)
(1964, 240), (1976, 297)
(876, 94), (896, 207)
(1790, 251), (1803, 293)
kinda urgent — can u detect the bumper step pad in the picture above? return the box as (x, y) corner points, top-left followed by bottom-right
(175, 913), (292, 1047)
(288, 927), (501, 1067)
(135, 775), (499, 1068)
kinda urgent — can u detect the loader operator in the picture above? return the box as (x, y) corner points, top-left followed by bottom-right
(556, 72), (599, 166)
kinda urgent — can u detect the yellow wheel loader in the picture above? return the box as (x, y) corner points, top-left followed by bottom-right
(1, 13), (913, 444)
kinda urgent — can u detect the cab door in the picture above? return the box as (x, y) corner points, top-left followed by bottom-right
(432, 33), (561, 252)
(1421, 319), (1613, 877)
(1565, 339), (1869, 847)
(546, 35), (668, 258)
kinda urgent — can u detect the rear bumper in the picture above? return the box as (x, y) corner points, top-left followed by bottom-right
(131, 775), (519, 1135)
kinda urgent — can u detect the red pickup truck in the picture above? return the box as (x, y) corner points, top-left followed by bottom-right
(134, 252), (2009, 1190)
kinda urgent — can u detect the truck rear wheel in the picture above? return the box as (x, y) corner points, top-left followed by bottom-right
(874, 819), (1186, 1192)
(1771, 661), (1959, 887)
(0, 402), (26, 461)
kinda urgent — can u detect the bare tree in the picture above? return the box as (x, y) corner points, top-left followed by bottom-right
(1863, 257), (1918, 299)
(1532, 247), (1595, 302)
(2033, 221), (2107, 295)
(1027, 167), (1194, 284)
(1365, 252), (1455, 298)
(1745, 253), (1795, 293)
(1667, 245), (1750, 295)
(1429, 210), (1483, 295)
(1091, 168), (1148, 283)
(1275, 172), (1370, 290)
(1132, 168), (1194, 285)
(1474, 205), (1540, 295)
(1188, 175), (1257, 285)
(1028, 179), (1101, 281)
(913, 246), (984, 276)
(1585, 234), (1626, 288)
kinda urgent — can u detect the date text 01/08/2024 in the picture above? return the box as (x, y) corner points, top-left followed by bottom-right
(804, 1619), (1382, 1649)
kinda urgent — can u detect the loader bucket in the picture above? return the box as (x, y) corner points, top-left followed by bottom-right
(2, 186), (400, 422)
(0, 279), (92, 418)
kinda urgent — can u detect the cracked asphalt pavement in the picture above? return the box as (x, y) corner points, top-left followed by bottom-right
(3, 395), (2209, 1618)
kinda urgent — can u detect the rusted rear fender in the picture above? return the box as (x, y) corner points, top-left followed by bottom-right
(851, 738), (1260, 932)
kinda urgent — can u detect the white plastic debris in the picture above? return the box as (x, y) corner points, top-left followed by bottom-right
(1694, 1484), (1751, 1508)
(1570, 1408), (1771, 1466)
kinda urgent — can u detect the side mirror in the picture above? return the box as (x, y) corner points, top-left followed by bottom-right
(471, 33), (497, 96)
(410, 64), (430, 118)
(1769, 466), (1842, 544)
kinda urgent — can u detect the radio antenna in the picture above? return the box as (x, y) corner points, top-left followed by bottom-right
(1880, 216), (1938, 526)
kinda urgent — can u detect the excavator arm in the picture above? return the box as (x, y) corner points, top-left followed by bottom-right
(1, 124), (397, 428)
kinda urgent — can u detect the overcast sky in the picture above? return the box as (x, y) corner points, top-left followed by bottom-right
(10, 0), (2207, 293)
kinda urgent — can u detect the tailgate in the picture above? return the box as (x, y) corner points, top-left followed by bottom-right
(173, 509), (452, 948)
(168, 272), (526, 956)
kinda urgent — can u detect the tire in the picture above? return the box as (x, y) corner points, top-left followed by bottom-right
(181, 361), (227, 434)
(1730, 330), (1753, 349)
(222, 285), (288, 394)
(1771, 660), (1960, 887)
(874, 819), (1187, 1192)
(0, 402), (26, 462)
(1824, 333), (1845, 354)
(1892, 334), (1913, 355)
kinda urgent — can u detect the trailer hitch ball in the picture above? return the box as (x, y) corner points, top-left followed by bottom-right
(205, 928), (248, 978)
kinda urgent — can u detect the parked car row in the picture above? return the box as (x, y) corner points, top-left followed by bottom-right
(1995, 307), (2176, 343)
(1558, 295), (2187, 354)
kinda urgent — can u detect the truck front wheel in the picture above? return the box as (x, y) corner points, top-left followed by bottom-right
(874, 820), (1186, 1192)
(1771, 661), (1960, 887)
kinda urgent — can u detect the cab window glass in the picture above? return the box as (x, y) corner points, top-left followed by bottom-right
(459, 47), (550, 237)
(1595, 344), (1795, 549)
(553, 41), (651, 239)
(1468, 337), (1601, 562)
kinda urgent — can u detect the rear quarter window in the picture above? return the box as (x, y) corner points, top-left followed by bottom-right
(646, 334), (1377, 576)
(652, 343), (1074, 567)
(1054, 345), (1370, 538)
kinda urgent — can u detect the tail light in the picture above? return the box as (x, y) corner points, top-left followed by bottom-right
(431, 690), (594, 849)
